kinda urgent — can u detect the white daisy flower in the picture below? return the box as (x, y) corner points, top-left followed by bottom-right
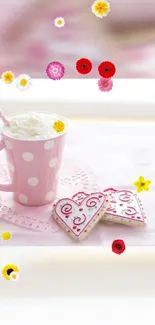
(54, 17), (65, 28)
(10, 271), (19, 281)
(16, 74), (32, 91)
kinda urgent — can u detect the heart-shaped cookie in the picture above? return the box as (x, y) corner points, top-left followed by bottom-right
(53, 192), (106, 241)
(101, 188), (146, 226)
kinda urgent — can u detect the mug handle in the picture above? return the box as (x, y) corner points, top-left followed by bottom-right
(0, 139), (14, 192)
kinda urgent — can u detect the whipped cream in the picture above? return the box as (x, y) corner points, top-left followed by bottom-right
(3, 112), (67, 140)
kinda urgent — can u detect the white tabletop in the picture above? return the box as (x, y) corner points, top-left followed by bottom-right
(1, 79), (155, 119)
(0, 246), (155, 324)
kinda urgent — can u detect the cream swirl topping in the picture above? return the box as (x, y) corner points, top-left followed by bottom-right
(4, 112), (66, 140)
(8, 113), (47, 138)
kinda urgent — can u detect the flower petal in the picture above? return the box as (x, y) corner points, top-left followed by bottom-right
(133, 181), (140, 187)
(144, 186), (149, 191)
(145, 180), (151, 186)
(139, 176), (145, 183)
(137, 187), (143, 193)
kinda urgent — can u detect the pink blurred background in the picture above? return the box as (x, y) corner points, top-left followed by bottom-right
(0, 0), (155, 78)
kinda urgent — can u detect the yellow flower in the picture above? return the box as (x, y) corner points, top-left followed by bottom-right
(53, 120), (65, 133)
(1, 231), (11, 241)
(2, 264), (19, 280)
(91, 0), (110, 18)
(133, 176), (151, 193)
(54, 17), (65, 28)
(1, 71), (15, 84)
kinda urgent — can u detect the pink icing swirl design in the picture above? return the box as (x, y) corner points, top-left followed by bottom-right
(73, 213), (87, 226)
(72, 192), (88, 205)
(118, 192), (131, 202)
(107, 204), (116, 212)
(125, 206), (137, 215)
(86, 196), (99, 208)
(61, 203), (72, 215)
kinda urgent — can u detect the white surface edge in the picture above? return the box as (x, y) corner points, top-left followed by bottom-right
(0, 246), (155, 263)
(0, 247), (155, 300)
(1, 79), (155, 118)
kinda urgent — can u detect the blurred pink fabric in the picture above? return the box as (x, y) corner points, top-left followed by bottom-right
(0, 0), (104, 78)
(0, 0), (155, 78)
(109, 0), (155, 24)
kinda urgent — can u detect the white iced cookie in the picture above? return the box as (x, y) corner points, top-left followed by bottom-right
(52, 192), (106, 241)
(101, 188), (147, 227)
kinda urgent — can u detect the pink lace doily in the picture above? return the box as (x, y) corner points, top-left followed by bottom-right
(0, 158), (99, 232)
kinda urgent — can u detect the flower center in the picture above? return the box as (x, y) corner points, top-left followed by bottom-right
(20, 79), (27, 87)
(12, 273), (17, 279)
(105, 68), (109, 72)
(57, 19), (62, 25)
(141, 182), (145, 186)
(82, 64), (87, 69)
(52, 67), (59, 74)
(6, 74), (11, 80)
(7, 268), (14, 276)
(116, 244), (121, 250)
(97, 3), (108, 13)
(104, 82), (108, 87)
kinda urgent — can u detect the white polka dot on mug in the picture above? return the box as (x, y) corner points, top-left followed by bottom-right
(44, 140), (54, 150)
(27, 177), (39, 186)
(22, 152), (34, 162)
(49, 157), (58, 168)
(18, 194), (28, 204)
(45, 191), (54, 201)
(4, 140), (13, 150)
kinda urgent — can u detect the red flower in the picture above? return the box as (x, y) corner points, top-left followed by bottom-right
(98, 61), (116, 78)
(76, 58), (92, 75)
(112, 239), (126, 255)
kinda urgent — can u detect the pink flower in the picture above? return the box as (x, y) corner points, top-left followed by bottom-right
(97, 78), (113, 92)
(46, 61), (65, 80)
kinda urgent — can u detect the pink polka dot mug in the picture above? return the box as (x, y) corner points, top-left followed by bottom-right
(0, 114), (67, 206)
